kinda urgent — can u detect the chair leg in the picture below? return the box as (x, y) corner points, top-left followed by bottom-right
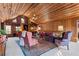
(67, 45), (69, 50)
(58, 46), (60, 50)
(55, 44), (60, 50)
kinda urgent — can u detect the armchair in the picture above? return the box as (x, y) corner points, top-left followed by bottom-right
(55, 31), (72, 50)
(24, 31), (38, 50)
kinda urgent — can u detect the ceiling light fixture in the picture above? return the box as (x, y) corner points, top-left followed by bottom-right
(31, 8), (38, 21)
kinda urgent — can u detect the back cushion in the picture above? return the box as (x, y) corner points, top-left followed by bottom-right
(63, 32), (68, 39)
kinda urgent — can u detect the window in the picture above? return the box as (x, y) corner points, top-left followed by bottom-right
(5, 25), (11, 34)
(16, 26), (20, 31)
(21, 18), (24, 23)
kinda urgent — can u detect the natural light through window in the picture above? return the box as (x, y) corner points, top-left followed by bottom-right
(16, 26), (20, 31)
(5, 25), (11, 34)
(21, 18), (24, 23)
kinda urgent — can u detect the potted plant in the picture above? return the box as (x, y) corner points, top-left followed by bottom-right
(0, 29), (7, 42)
(0, 29), (6, 35)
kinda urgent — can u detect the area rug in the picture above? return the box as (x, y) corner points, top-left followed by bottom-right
(16, 40), (56, 56)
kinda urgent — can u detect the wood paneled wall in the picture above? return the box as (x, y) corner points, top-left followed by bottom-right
(39, 19), (78, 42)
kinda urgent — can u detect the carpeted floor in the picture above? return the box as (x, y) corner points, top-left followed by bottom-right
(16, 40), (56, 56)
(5, 37), (24, 56)
(40, 41), (79, 56)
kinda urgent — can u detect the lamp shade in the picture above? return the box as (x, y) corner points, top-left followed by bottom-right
(58, 25), (64, 31)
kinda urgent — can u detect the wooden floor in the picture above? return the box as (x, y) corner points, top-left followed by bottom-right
(0, 43), (5, 56)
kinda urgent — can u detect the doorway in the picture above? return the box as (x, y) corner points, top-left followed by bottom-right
(76, 20), (79, 40)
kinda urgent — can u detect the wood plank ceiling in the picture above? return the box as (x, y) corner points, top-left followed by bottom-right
(0, 3), (79, 24)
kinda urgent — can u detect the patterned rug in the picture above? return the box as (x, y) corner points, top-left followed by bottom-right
(16, 40), (56, 56)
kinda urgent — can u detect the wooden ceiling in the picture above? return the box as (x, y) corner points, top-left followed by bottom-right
(1, 3), (79, 24)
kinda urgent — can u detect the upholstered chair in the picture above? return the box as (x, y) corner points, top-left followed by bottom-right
(24, 32), (38, 50)
(55, 31), (72, 50)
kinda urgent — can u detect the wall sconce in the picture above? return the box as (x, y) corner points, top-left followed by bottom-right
(37, 26), (41, 31)
(13, 19), (17, 23)
(58, 25), (64, 31)
(31, 27), (34, 30)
